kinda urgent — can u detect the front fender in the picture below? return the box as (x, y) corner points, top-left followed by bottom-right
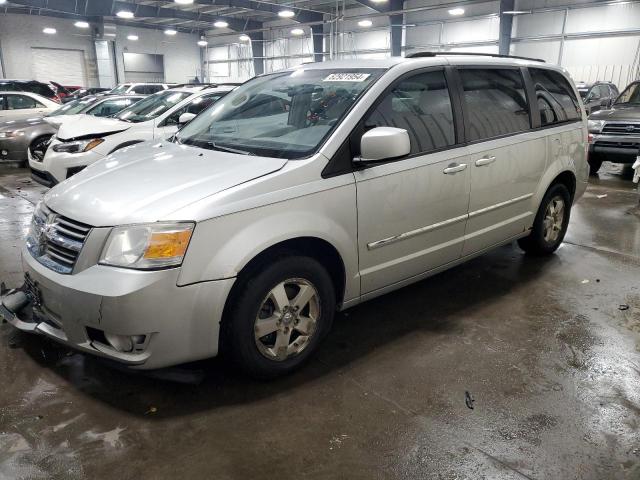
(178, 182), (360, 304)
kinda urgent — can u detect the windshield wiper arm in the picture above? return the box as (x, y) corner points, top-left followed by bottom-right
(207, 141), (254, 156)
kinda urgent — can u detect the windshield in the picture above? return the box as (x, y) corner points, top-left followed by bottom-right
(115, 91), (191, 123)
(110, 84), (131, 94)
(578, 89), (588, 99)
(47, 96), (97, 117)
(175, 68), (384, 159)
(615, 83), (640, 105)
(86, 97), (142, 117)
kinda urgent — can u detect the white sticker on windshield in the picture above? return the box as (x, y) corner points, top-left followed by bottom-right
(323, 73), (371, 82)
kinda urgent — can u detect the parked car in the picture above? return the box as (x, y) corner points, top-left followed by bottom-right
(39, 85), (234, 184)
(62, 87), (112, 103)
(576, 81), (619, 115)
(587, 80), (640, 174)
(109, 83), (171, 95)
(0, 55), (588, 377)
(0, 91), (59, 124)
(0, 95), (144, 168)
(0, 79), (60, 102)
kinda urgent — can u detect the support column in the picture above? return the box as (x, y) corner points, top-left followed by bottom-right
(389, 0), (404, 57)
(310, 24), (324, 62)
(499, 0), (515, 55)
(249, 31), (264, 76)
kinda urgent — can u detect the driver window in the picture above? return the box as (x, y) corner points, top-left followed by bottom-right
(365, 70), (455, 155)
(7, 94), (41, 110)
(164, 94), (222, 126)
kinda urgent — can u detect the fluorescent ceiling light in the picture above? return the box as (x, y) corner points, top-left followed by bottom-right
(370, 0), (387, 3)
(278, 9), (295, 18)
(0, 0), (6, 4)
(165, 29), (178, 35)
(127, 34), (139, 40)
(174, 0), (194, 4)
(43, 27), (57, 34)
(214, 20), (229, 28)
(197, 40), (208, 46)
(502, 10), (530, 14)
(239, 34), (251, 41)
(358, 19), (373, 27)
(291, 28), (304, 35)
(116, 10), (134, 19)
(74, 21), (90, 28)
(448, 7), (465, 16)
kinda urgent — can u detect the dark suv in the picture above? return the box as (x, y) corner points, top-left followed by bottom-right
(587, 80), (640, 174)
(577, 81), (619, 115)
(0, 80), (59, 102)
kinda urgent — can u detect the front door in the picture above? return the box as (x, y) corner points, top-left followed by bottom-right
(355, 69), (470, 295)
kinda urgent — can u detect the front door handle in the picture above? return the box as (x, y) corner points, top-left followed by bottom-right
(443, 163), (467, 174)
(475, 155), (496, 167)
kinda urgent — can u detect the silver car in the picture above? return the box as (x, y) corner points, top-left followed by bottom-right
(0, 54), (588, 378)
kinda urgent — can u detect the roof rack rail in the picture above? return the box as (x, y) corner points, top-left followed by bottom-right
(405, 51), (546, 63)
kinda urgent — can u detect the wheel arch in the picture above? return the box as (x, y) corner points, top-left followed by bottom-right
(108, 140), (144, 155)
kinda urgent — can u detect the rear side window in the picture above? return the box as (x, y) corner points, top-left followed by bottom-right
(365, 70), (455, 155)
(7, 94), (42, 109)
(459, 68), (530, 141)
(529, 68), (580, 126)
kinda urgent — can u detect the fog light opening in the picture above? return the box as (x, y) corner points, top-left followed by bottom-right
(102, 332), (148, 353)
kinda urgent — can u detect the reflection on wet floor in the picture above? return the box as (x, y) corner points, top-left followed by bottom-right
(0, 163), (639, 480)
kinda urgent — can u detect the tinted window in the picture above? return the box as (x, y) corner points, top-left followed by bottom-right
(459, 68), (530, 141)
(164, 93), (226, 125)
(529, 68), (580, 126)
(7, 94), (41, 109)
(365, 70), (455, 154)
(87, 97), (140, 117)
(614, 83), (640, 105)
(115, 91), (191, 123)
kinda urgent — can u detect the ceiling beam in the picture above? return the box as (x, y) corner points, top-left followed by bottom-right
(190, 0), (324, 23)
(4, 0), (263, 31)
(351, 1), (392, 13)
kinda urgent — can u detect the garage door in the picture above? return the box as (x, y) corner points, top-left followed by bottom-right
(31, 47), (88, 86)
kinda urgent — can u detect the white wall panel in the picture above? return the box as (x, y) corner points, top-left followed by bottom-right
(405, 24), (442, 49)
(511, 41), (561, 63)
(442, 17), (500, 44)
(566, 2), (640, 34)
(513, 11), (565, 38)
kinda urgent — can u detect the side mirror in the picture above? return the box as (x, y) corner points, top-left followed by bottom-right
(355, 127), (410, 164)
(178, 112), (196, 125)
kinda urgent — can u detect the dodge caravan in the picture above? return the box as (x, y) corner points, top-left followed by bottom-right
(0, 54), (588, 378)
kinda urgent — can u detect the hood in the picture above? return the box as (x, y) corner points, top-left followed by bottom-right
(56, 114), (130, 140)
(43, 114), (84, 128)
(44, 141), (288, 226)
(0, 117), (45, 131)
(589, 104), (640, 121)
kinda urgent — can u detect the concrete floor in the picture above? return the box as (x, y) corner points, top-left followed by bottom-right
(0, 164), (639, 480)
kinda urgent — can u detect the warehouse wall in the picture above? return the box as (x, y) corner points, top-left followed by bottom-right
(0, 14), (98, 85)
(113, 26), (201, 84)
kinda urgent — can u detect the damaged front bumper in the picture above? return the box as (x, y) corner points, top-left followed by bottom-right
(0, 248), (236, 369)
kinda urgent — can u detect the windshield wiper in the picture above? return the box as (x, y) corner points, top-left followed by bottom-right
(207, 141), (255, 156)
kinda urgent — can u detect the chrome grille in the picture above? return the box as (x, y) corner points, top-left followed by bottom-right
(26, 204), (92, 274)
(601, 122), (640, 136)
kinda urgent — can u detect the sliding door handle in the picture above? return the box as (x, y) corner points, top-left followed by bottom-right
(475, 155), (496, 167)
(443, 163), (468, 174)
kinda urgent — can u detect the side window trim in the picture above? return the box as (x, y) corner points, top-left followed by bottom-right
(456, 65), (533, 145)
(527, 67), (582, 130)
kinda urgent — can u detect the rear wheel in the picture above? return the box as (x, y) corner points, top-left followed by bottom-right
(223, 254), (335, 379)
(518, 183), (571, 255)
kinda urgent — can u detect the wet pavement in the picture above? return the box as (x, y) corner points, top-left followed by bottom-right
(0, 164), (639, 480)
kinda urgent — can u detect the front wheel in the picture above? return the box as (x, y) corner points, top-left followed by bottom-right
(588, 156), (603, 175)
(29, 135), (53, 162)
(518, 183), (572, 255)
(223, 255), (335, 379)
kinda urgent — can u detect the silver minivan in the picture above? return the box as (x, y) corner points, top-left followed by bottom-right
(1, 54), (588, 378)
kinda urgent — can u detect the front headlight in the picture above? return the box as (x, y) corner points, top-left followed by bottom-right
(99, 222), (195, 270)
(587, 120), (604, 133)
(0, 131), (25, 139)
(52, 138), (104, 153)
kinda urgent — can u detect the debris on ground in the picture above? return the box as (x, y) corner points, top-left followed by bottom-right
(581, 279), (590, 284)
(465, 391), (475, 410)
(145, 406), (158, 415)
(596, 194), (608, 199)
(619, 304), (630, 311)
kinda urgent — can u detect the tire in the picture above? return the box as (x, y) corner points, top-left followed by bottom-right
(29, 135), (53, 162)
(223, 254), (336, 379)
(588, 156), (603, 176)
(518, 183), (572, 256)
